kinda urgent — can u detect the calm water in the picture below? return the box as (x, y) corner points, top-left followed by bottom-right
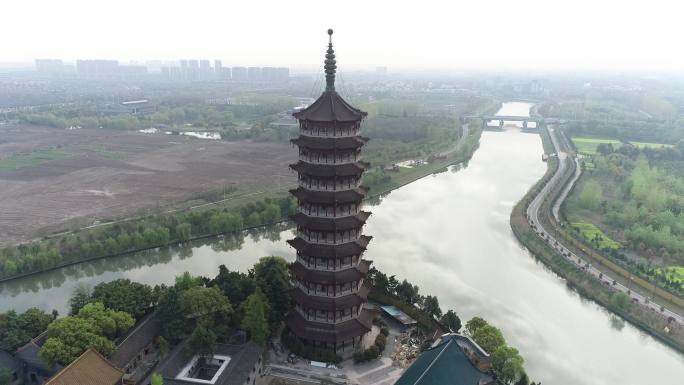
(1, 103), (682, 384)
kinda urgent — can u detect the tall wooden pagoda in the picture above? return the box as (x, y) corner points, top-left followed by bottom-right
(285, 29), (374, 353)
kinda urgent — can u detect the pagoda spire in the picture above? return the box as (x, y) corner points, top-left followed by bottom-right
(324, 28), (337, 92)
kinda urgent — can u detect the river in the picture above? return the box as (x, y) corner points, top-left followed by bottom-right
(1, 102), (682, 384)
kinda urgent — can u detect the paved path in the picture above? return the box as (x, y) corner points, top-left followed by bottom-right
(526, 126), (684, 326)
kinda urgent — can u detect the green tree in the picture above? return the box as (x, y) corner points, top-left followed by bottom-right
(610, 292), (631, 311)
(187, 325), (217, 359)
(422, 295), (442, 319)
(492, 345), (526, 385)
(240, 287), (270, 345)
(92, 279), (153, 318)
(472, 324), (506, 354)
(180, 286), (232, 328)
(175, 272), (202, 291)
(464, 316), (487, 336)
(151, 373), (164, 385)
(176, 223), (192, 242)
(253, 256), (291, 328)
(77, 302), (135, 339)
(39, 317), (115, 367)
(246, 212), (262, 227)
(395, 279), (420, 305)
(211, 265), (256, 305)
(578, 179), (603, 210)
(69, 284), (92, 315)
(441, 310), (462, 333)
(0, 368), (12, 385)
(156, 287), (188, 344)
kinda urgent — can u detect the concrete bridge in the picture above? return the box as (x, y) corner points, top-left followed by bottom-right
(462, 115), (542, 129)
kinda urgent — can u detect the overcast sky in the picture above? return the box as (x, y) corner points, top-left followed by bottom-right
(2, 0), (682, 71)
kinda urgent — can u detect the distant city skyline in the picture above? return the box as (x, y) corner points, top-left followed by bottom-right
(2, 0), (683, 71)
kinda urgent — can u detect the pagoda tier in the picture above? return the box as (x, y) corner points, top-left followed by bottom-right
(291, 284), (370, 312)
(290, 161), (369, 177)
(287, 235), (372, 259)
(291, 211), (370, 232)
(291, 136), (369, 150)
(291, 260), (371, 284)
(286, 29), (374, 353)
(285, 308), (376, 344)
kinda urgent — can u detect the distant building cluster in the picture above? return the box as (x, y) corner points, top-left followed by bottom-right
(161, 60), (289, 82)
(34, 58), (290, 82)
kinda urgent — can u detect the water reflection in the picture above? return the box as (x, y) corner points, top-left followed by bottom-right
(0, 223), (294, 314)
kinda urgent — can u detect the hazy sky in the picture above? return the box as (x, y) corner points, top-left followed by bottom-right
(3, 0), (683, 71)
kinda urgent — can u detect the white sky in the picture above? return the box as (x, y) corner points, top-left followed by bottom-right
(2, 0), (683, 71)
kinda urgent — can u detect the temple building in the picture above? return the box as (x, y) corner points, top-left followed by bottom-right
(285, 29), (375, 353)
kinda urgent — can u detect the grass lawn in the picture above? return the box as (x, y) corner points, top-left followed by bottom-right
(571, 137), (672, 155)
(571, 222), (621, 250)
(571, 137), (623, 154)
(0, 149), (69, 171)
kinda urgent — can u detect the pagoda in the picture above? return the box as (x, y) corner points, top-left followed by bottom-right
(285, 29), (374, 353)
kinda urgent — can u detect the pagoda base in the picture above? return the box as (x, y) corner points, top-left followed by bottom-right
(285, 307), (378, 354)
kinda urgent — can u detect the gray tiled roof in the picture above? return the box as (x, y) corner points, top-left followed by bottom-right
(158, 341), (263, 385)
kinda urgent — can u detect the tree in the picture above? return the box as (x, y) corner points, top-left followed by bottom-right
(39, 317), (115, 367)
(422, 295), (442, 319)
(151, 373), (164, 385)
(464, 316), (487, 336)
(610, 292), (631, 311)
(211, 265), (256, 305)
(253, 256), (291, 328)
(472, 324), (506, 354)
(441, 310), (462, 333)
(0, 308), (53, 352)
(187, 325), (217, 359)
(578, 180), (603, 210)
(492, 345), (526, 385)
(175, 272), (202, 291)
(395, 279), (420, 305)
(156, 287), (188, 344)
(180, 286), (232, 328)
(69, 284), (92, 315)
(77, 302), (135, 339)
(240, 287), (270, 345)
(0, 368), (12, 385)
(176, 223), (192, 242)
(92, 279), (153, 318)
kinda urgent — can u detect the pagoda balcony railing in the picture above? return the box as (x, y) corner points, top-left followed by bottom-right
(296, 232), (361, 245)
(297, 180), (361, 191)
(298, 155), (360, 165)
(298, 206), (361, 218)
(294, 307), (357, 325)
(299, 129), (360, 138)
(293, 281), (359, 298)
(295, 256), (357, 271)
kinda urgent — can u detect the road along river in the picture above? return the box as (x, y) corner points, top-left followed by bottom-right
(0, 103), (682, 384)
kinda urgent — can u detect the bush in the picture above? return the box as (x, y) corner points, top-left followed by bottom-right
(353, 327), (389, 363)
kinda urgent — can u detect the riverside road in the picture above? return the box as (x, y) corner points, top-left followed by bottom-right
(526, 126), (684, 326)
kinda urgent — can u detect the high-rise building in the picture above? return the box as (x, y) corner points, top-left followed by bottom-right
(285, 29), (374, 354)
(76, 60), (119, 78)
(35, 59), (64, 73)
(231, 67), (247, 81)
(247, 66), (262, 81)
